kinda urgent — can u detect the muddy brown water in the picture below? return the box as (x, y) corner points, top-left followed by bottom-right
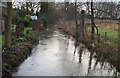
(12, 28), (120, 76)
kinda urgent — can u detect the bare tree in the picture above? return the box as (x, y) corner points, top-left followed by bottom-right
(87, 1), (90, 15)
(74, 0), (79, 54)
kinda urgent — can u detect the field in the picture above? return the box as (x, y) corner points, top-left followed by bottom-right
(98, 28), (118, 45)
(57, 19), (119, 46)
(87, 19), (119, 46)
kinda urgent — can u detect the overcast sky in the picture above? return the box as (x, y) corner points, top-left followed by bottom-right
(1, 0), (120, 2)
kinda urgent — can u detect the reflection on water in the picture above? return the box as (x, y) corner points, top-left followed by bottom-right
(12, 29), (120, 77)
(88, 51), (93, 74)
(77, 48), (119, 77)
(78, 48), (83, 63)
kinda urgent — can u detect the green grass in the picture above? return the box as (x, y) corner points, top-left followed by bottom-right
(88, 27), (118, 45)
(97, 28), (118, 45)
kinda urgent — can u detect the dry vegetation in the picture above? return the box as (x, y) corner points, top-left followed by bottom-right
(86, 19), (119, 31)
(56, 19), (119, 72)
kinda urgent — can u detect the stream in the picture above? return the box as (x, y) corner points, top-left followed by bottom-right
(12, 28), (119, 77)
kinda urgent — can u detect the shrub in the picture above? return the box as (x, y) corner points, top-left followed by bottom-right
(17, 17), (31, 27)
(41, 16), (48, 28)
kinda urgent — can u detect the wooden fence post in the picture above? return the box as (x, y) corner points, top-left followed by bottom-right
(97, 33), (100, 43)
(105, 32), (107, 42)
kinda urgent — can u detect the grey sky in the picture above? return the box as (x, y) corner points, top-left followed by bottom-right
(1, 0), (120, 2)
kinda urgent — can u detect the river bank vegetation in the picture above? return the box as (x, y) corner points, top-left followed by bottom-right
(1, 1), (120, 77)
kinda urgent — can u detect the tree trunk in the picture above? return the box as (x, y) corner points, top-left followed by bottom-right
(87, 2), (90, 15)
(4, 2), (12, 48)
(26, 2), (29, 15)
(74, 0), (79, 54)
(91, 0), (95, 39)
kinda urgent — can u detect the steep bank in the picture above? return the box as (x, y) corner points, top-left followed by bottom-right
(2, 30), (40, 78)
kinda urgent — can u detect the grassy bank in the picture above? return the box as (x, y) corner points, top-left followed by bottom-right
(83, 40), (119, 73)
(2, 25), (53, 78)
(57, 20), (120, 73)
(84, 27), (119, 72)
(2, 29), (40, 78)
(83, 27), (119, 72)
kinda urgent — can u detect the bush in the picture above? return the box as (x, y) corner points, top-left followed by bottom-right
(11, 25), (16, 33)
(41, 16), (48, 27)
(17, 17), (31, 27)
